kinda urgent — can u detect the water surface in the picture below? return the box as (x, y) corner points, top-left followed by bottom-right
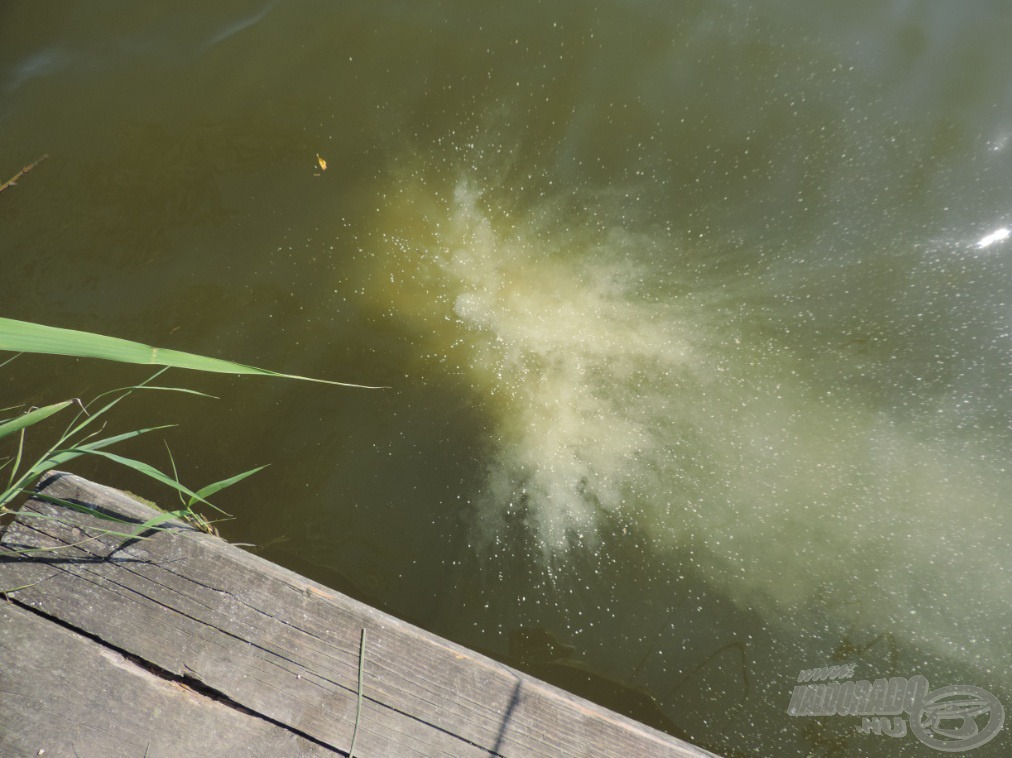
(2, 2), (1010, 755)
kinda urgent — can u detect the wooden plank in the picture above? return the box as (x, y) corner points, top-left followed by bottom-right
(0, 602), (334, 758)
(0, 472), (718, 758)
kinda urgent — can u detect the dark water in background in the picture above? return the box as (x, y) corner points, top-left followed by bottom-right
(3, 2), (1011, 755)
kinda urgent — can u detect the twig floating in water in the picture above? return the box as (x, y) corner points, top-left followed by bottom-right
(0, 154), (49, 194)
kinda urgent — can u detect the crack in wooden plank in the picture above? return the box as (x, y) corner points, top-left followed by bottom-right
(12, 505), (356, 674)
(5, 476), (716, 757)
(6, 598), (346, 755)
(5, 529), (505, 756)
(8, 557), (580, 757)
(5, 552), (358, 727)
(150, 558), (350, 651)
(41, 552), (350, 692)
(5, 514), (355, 687)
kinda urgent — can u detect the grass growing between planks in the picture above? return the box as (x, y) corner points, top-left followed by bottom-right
(0, 318), (377, 554)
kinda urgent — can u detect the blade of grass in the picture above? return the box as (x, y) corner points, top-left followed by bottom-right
(29, 492), (147, 526)
(20, 494), (192, 539)
(1, 425), (173, 508)
(61, 369), (171, 441)
(348, 628), (367, 758)
(24, 494), (196, 538)
(158, 442), (236, 532)
(0, 317), (384, 388)
(163, 441), (185, 508)
(41, 426), (175, 470)
(189, 465), (267, 506)
(6, 429), (25, 492)
(23, 489), (209, 540)
(0, 400), (73, 441)
(71, 448), (230, 515)
(126, 386), (219, 399)
(127, 509), (194, 536)
(1, 577), (54, 595)
(1, 513), (165, 546)
(0, 401), (76, 492)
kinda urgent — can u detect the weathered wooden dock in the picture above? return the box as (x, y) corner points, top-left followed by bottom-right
(0, 472), (718, 757)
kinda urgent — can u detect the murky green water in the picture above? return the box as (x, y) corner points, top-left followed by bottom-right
(3, 2), (1010, 755)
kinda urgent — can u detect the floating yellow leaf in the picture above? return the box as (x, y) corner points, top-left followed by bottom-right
(316, 153), (327, 171)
